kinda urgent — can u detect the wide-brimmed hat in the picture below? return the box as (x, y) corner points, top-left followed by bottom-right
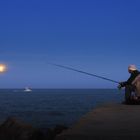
(128, 65), (137, 71)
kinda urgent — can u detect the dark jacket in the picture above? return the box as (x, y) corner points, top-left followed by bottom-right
(121, 70), (140, 87)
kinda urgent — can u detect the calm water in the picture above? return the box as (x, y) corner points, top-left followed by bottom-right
(0, 89), (124, 128)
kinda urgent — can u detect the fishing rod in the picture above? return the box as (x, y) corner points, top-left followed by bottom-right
(48, 62), (119, 84)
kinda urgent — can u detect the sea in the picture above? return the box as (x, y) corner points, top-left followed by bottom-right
(0, 89), (124, 129)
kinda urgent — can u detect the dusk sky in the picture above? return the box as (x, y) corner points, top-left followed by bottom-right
(0, 0), (140, 88)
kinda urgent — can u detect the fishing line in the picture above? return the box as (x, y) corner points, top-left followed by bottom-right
(48, 62), (119, 84)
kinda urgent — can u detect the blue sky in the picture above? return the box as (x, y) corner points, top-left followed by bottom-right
(0, 0), (140, 88)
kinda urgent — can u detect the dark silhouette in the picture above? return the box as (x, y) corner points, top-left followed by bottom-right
(118, 65), (140, 104)
(0, 117), (68, 140)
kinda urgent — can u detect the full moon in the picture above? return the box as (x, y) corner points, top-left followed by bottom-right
(0, 64), (7, 73)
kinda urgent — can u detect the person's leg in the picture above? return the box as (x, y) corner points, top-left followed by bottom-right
(125, 85), (133, 103)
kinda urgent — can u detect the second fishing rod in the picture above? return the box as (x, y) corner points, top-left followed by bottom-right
(48, 62), (119, 84)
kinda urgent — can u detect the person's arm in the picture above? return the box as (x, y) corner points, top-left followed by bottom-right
(119, 73), (136, 87)
(118, 81), (128, 88)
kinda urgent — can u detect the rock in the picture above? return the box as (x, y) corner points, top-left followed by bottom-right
(41, 125), (68, 140)
(53, 125), (68, 136)
(0, 117), (68, 140)
(0, 117), (46, 140)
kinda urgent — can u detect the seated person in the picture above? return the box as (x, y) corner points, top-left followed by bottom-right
(118, 65), (140, 104)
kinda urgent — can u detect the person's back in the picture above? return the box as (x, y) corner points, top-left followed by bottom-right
(132, 75), (140, 98)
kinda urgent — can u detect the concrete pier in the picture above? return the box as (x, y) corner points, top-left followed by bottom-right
(55, 103), (140, 140)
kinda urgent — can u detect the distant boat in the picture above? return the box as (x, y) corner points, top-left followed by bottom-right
(24, 87), (32, 92)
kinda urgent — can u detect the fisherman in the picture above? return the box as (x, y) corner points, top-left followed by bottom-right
(118, 64), (140, 104)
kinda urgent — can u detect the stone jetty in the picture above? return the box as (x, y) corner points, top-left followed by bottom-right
(55, 103), (140, 140)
